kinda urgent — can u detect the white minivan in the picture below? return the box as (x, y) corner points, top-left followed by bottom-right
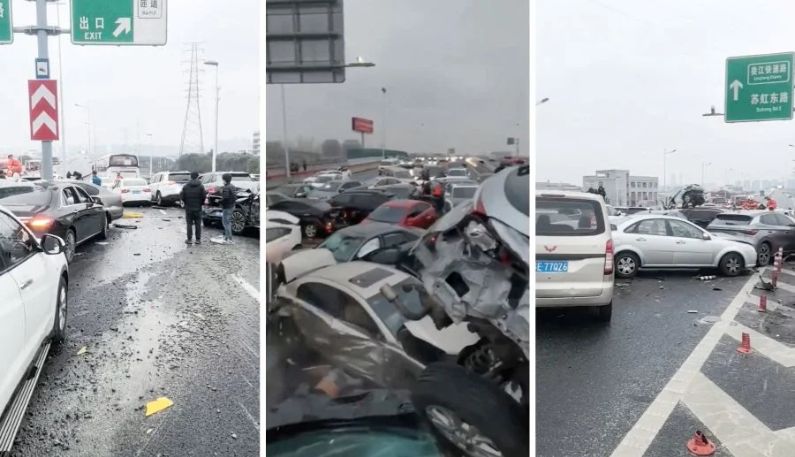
(536, 191), (615, 321)
(0, 205), (68, 451)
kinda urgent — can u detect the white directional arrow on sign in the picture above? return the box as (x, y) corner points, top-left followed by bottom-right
(113, 17), (131, 37)
(729, 79), (744, 101)
(32, 112), (57, 136)
(30, 83), (56, 108)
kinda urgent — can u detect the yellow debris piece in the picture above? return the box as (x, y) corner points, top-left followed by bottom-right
(123, 212), (144, 219)
(76, 346), (87, 356)
(145, 397), (174, 417)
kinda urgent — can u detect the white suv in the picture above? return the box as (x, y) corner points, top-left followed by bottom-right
(148, 171), (192, 206)
(0, 206), (68, 451)
(536, 191), (614, 321)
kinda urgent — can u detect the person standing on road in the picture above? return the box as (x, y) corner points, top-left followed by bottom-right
(765, 196), (778, 211)
(302, 159), (307, 172)
(6, 155), (22, 176)
(91, 170), (102, 187)
(180, 171), (207, 245)
(220, 173), (237, 244)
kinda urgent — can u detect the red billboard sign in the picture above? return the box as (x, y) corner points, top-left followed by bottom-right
(352, 117), (374, 134)
(28, 80), (59, 141)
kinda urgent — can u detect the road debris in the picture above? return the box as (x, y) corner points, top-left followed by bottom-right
(145, 397), (174, 417)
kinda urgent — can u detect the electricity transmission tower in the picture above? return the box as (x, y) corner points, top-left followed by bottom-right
(179, 43), (205, 156)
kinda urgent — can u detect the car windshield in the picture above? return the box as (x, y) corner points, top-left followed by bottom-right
(452, 186), (477, 199)
(123, 179), (147, 187)
(448, 169), (467, 177)
(316, 176), (335, 183)
(368, 205), (407, 223)
(0, 186), (51, 206)
(319, 233), (366, 262)
(170, 173), (191, 183)
(536, 197), (605, 236)
(319, 181), (342, 191)
(709, 214), (753, 226)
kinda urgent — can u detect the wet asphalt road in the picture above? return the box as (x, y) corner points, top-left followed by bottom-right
(536, 270), (751, 457)
(10, 206), (260, 457)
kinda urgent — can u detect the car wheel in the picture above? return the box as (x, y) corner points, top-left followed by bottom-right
(720, 252), (744, 277)
(156, 192), (163, 206)
(303, 223), (318, 239)
(758, 243), (772, 266)
(595, 302), (612, 323)
(614, 252), (639, 279)
(411, 363), (528, 457)
(64, 229), (76, 263)
(50, 276), (67, 345)
(203, 219), (212, 227)
(232, 210), (247, 235)
(98, 214), (109, 240)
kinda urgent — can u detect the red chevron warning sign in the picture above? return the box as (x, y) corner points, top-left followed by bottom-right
(28, 80), (59, 141)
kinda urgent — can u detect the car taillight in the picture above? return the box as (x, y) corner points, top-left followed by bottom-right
(472, 195), (486, 217)
(208, 186), (217, 194)
(27, 216), (54, 231)
(604, 239), (614, 275)
(325, 221), (334, 233)
(121, 189), (130, 193)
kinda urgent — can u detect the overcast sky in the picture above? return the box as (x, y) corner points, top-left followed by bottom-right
(538, 0), (795, 186)
(265, 0), (529, 157)
(0, 0), (258, 158)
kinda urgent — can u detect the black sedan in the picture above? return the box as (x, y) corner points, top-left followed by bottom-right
(268, 198), (336, 238)
(0, 181), (108, 262)
(328, 189), (394, 226)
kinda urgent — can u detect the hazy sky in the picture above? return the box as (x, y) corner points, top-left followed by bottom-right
(0, 0), (258, 157)
(265, 0), (530, 157)
(538, 0), (795, 186)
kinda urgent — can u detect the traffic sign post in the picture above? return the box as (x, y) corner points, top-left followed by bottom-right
(725, 53), (794, 122)
(71, 0), (167, 46)
(28, 80), (59, 142)
(0, 0), (12, 45)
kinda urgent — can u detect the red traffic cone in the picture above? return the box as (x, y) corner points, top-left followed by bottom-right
(758, 295), (767, 313)
(686, 430), (716, 456)
(737, 332), (752, 354)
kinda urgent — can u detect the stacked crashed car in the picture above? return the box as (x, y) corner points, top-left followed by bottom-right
(0, 205), (68, 453)
(203, 188), (260, 235)
(272, 165), (530, 457)
(0, 181), (109, 263)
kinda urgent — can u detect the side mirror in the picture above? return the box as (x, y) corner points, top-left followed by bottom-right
(41, 234), (65, 255)
(92, 196), (103, 204)
(702, 233), (711, 241)
(295, 192), (305, 198)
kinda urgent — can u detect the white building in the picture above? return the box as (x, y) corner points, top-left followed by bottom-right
(582, 169), (659, 207)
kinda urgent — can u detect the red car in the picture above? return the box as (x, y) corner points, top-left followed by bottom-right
(363, 199), (438, 229)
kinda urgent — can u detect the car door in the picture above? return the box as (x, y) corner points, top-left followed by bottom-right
(60, 186), (85, 240)
(772, 214), (795, 253)
(626, 218), (674, 266)
(667, 219), (713, 266)
(413, 202), (436, 228)
(758, 213), (789, 253)
(293, 281), (385, 383)
(0, 212), (52, 365)
(0, 230), (27, 414)
(74, 185), (104, 237)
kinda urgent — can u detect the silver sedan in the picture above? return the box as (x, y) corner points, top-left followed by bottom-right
(612, 215), (757, 278)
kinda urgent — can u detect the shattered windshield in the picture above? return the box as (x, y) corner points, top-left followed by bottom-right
(318, 233), (365, 262)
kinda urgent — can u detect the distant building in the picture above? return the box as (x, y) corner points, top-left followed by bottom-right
(582, 169), (659, 207)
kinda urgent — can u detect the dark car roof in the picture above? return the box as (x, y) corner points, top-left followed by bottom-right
(279, 197), (330, 210)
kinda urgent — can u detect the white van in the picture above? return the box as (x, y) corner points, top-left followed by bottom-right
(536, 191), (614, 321)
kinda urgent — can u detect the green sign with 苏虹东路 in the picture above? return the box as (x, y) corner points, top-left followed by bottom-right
(0, 0), (13, 45)
(725, 53), (794, 122)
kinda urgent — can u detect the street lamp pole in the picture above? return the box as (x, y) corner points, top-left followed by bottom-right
(381, 87), (387, 160)
(145, 133), (153, 176)
(663, 148), (677, 192)
(55, 1), (67, 162)
(204, 61), (219, 173)
(280, 84), (290, 179)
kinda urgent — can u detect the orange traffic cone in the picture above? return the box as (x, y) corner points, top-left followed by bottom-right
(758, 295), (767, 313)
(686, 430), (716, 456)
(737, 332), (752, 354)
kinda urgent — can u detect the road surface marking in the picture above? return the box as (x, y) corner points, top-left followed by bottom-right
(727, 322), (795, 367)
(231, 274), (259, 302)
(609, 273), (759, 457)
(237, 401), (260, 432)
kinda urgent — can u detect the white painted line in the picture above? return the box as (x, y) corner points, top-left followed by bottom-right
(231, 274), (260, 302)
(727, 323), (795, 367)
(609, 273), (760, 457)
(776, 426), (795, 442)
(237, 401), (260, 432)
(684, 372), (795, 457)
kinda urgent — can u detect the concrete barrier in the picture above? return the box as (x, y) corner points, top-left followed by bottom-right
(266, 160), (380, 190)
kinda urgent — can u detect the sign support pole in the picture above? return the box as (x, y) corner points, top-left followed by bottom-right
(35, 0), (53, 182)
(361, 131), (364, 148)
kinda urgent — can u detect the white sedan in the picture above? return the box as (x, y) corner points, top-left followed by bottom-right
(112, 178), (152, 206)
(613, 215), (757, 278)
(0, 206), (68, 452)
(265, 211), (302, 264)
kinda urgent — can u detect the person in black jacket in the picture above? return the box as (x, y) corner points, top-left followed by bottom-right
(180, 171), (207, 245)
(220, 173), (237, 244)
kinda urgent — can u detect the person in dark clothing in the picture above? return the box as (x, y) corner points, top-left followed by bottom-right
(180, 171), (207, 245)
(302, 160), (307, 172)
(220, 173), (237, 244)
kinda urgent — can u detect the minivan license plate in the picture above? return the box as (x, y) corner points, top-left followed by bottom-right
(537, 261), (568, 273)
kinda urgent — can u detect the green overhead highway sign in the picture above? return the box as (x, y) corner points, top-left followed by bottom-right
(725, 52), (794, 122)
(0, 0), (12, 45)
(71, 0), (167, 46)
